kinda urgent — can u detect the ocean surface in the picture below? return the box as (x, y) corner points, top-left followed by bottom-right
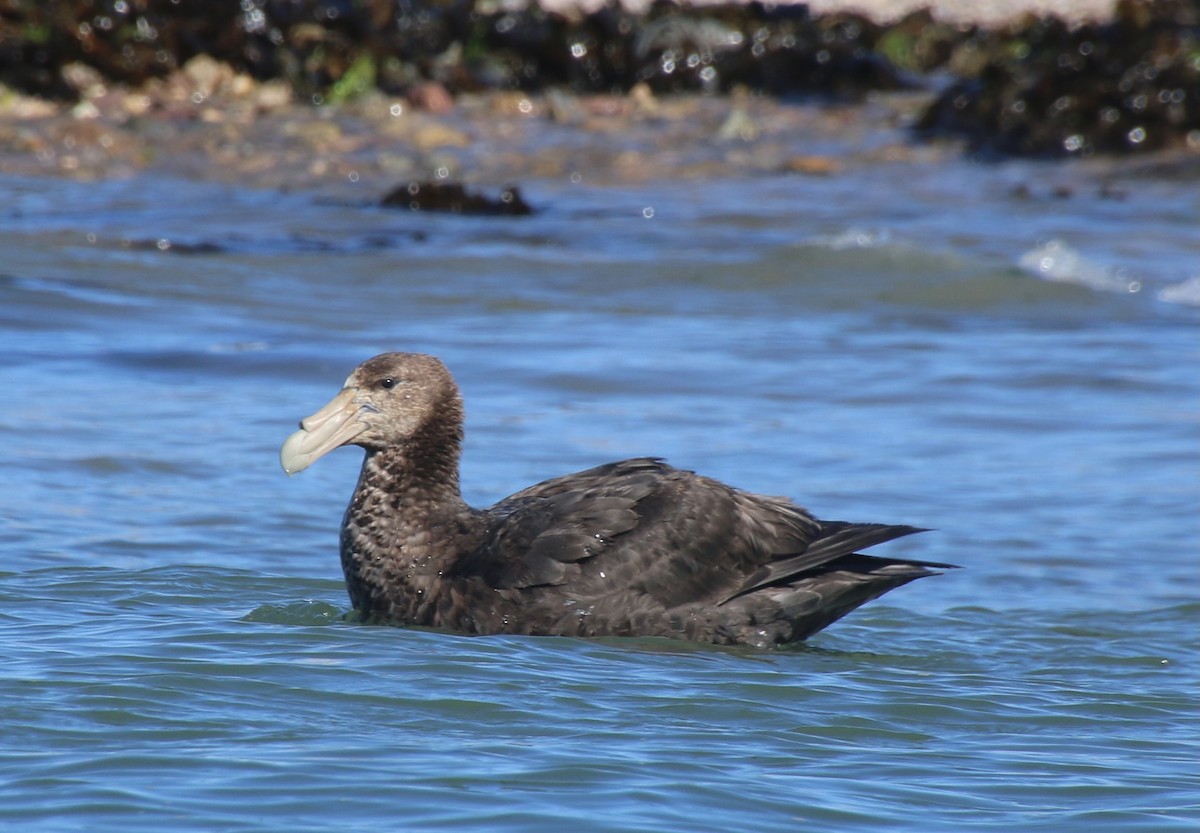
(1, 140), (1197, 832)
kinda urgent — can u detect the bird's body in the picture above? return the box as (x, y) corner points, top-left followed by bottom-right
(281, 353), (953, 648)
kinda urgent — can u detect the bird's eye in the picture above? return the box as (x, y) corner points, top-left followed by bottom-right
(379, 378), (397, 390)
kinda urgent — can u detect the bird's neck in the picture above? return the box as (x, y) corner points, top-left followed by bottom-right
(338, 423), (477, 622)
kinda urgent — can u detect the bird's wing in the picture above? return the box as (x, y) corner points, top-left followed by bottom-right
(457, 458), (843, 607)
(716, 521), (938, 604)
(460, 458), (665, 590)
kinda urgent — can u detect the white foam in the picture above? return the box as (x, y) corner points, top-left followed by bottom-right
(1017, 240), (1142, 295)
(1156, 275), (1200, 308)
(816, 228), (892, 251)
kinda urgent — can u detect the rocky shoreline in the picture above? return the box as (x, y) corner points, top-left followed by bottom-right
(0, 0), (1196, 192)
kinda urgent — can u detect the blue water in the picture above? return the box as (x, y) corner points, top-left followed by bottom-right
(1, 143), (1198, 831)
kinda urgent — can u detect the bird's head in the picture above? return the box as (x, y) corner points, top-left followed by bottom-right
(280, 352), (458, 475)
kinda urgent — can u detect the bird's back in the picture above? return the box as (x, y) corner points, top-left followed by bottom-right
(447, 458), (948, 645)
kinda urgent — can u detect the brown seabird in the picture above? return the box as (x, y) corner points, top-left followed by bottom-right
(281, 352), (954, 647)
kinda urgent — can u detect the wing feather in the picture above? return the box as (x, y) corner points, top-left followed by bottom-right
(455, 458), (940, 613)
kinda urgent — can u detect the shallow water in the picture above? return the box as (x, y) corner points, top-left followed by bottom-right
(1, 143), (1198, 831)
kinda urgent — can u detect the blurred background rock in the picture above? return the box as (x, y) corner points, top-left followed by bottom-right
(1, 0), (1196, 156)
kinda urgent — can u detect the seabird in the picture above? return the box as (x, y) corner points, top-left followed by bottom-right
(281, 352), (954, 647)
